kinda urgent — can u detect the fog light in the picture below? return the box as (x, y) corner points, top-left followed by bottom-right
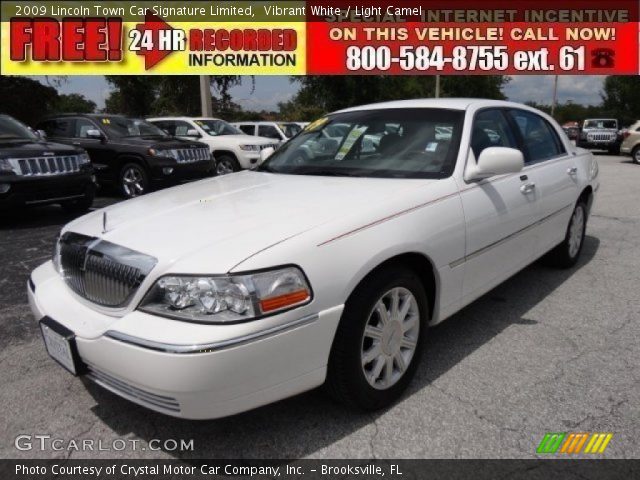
(162, 167), (174, 175)
(0, 183), (10, 194)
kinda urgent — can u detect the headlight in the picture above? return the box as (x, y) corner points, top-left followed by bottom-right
(239, 144), (260, 152)
(139, 266), (312, 323)
(0, 158), (14, 173)
(77, 153), (91, 165)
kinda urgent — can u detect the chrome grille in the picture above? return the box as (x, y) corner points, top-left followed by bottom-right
(260, 144), (279, 151)
(587, 133), (616, 142)
(86, 364), (180, 412)
(7, 154), (83, 176)
(168, 147), (210, 164)
(59, 232), (157, 308)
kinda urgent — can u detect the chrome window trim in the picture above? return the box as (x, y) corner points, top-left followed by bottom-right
(104, 313), (319, 354)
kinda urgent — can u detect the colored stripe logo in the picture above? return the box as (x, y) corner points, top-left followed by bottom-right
(537, 433), (613, 454)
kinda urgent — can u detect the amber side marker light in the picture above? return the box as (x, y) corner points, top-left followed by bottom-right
(260, 289), (310, 313)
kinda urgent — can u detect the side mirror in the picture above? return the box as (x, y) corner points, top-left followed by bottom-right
(86, 129), (103, 140)
(466, 147), (524, 181)
(259, 147), (275, 163)
(186, 128), (201, 138)
(36, 129), (47, 140)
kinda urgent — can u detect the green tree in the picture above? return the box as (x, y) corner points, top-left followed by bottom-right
(0, 76), (59, 126)
(280, 75), (509, 119)
(602, 76), (640, 126)
(54, 93), (96, 113)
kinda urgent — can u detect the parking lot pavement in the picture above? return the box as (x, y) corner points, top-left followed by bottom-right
(1, 156), (638, 460)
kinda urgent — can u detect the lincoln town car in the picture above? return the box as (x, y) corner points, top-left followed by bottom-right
(29, 99), (599, 419)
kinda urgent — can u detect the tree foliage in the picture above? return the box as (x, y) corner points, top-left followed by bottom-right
(103, 76), (247, 117)
(276, 75), (509, 120)
(601, 76), (640, 126)
(0, 76), (94, 126)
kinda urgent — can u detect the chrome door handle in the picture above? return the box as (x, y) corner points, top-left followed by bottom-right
(567, 167), (578, 176)
(72, 142), (81, 146)
(520, 182), (536, 194)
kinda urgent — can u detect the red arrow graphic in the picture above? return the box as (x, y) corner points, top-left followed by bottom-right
(133, 12), (175, 70)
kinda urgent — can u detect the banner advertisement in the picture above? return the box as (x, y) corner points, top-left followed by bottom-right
(1, 0), (638, 75)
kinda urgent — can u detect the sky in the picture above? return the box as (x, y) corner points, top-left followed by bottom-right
(42, 75), (607, 111)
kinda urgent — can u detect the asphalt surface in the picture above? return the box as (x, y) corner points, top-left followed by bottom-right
(1, 155), (638, 460)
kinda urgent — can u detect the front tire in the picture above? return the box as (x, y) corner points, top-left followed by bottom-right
(119, 163), (149, 198)
(545, 201), (588, 268)
(326, 265), (428, 411)
(216, 155), (240, 175)
(632, 146), (640, 164)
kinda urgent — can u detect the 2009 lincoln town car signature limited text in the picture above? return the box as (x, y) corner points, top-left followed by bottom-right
(29, 99), (599, 419)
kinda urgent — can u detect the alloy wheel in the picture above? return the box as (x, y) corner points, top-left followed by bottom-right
(122, 166), (145, 197)
(361, 287), (420, 390)
(216, 160), (235, 175)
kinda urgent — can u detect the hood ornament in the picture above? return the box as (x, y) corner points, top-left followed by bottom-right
(102, 211), (108, 234)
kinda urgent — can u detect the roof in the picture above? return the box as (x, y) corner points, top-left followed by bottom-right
(334, 98), (526, 113)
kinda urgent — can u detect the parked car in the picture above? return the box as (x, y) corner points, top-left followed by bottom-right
(577, 118), (622, 154)
(562, 126), (580, 141)
(232, 121), (302, 143)
(620, 120), (640, 163)
(0, 114), (95, 212)
(29, 99), (598, 419)
(147, 117), (278, 175)
(36, 114), (214, 198)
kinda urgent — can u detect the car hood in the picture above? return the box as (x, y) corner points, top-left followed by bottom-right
(0, 139), (81, 156)
(64, 171), (432, 273)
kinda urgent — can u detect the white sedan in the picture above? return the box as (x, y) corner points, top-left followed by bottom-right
(29, 99), (599, 419)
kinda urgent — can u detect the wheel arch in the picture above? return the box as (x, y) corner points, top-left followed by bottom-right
(578, 185), (594, 215)
(344, 252), (439, 323)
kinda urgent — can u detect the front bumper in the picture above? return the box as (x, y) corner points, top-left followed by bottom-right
(28, 261), (343, 419)
(148, 158), (215, 182)
(0, 171), (95, 210)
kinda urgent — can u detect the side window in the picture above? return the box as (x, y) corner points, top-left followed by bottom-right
(38, 118), (72, 137)
(258, 125), (281, 140)
(73, 118), (98, 138)
(173, 121), (194, 136)
(471, 109), (517, 158)
(508, 110), (565, 163)
(153, 121), (176, 136)
(238, 125), (254, 135)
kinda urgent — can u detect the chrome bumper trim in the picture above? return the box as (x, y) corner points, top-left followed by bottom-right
(104, 313), (319, 354)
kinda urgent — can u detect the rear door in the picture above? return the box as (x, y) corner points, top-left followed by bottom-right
(459, 108), (540, 302)
(507, 109), (579, 255)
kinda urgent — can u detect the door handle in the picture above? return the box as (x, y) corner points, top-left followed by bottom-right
(567, 166), (578, 176)
(72, 142), (81, 146)
(520, 182), (536, 194)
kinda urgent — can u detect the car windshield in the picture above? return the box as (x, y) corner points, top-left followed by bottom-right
(195, 119), (243, 136)
(259, 108), (464, 179)
(280, 122), (302, 138)
(100, 117), (169, 138)
(584, 120), (617, 129)
(0, 116), (38, 142)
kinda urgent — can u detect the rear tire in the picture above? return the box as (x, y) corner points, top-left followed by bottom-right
(544, 201), (588, 269)
(216, 155), (240, 175)
(326, 265), (428, 411)
(632, 146), (640, 164)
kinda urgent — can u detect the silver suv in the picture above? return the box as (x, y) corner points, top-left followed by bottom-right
(577, 118), (621, 155)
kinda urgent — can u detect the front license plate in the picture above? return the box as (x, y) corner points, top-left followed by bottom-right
(40, 317), (80, 375)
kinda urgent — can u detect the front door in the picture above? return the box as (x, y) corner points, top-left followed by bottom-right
(459, 108), (541, 303)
